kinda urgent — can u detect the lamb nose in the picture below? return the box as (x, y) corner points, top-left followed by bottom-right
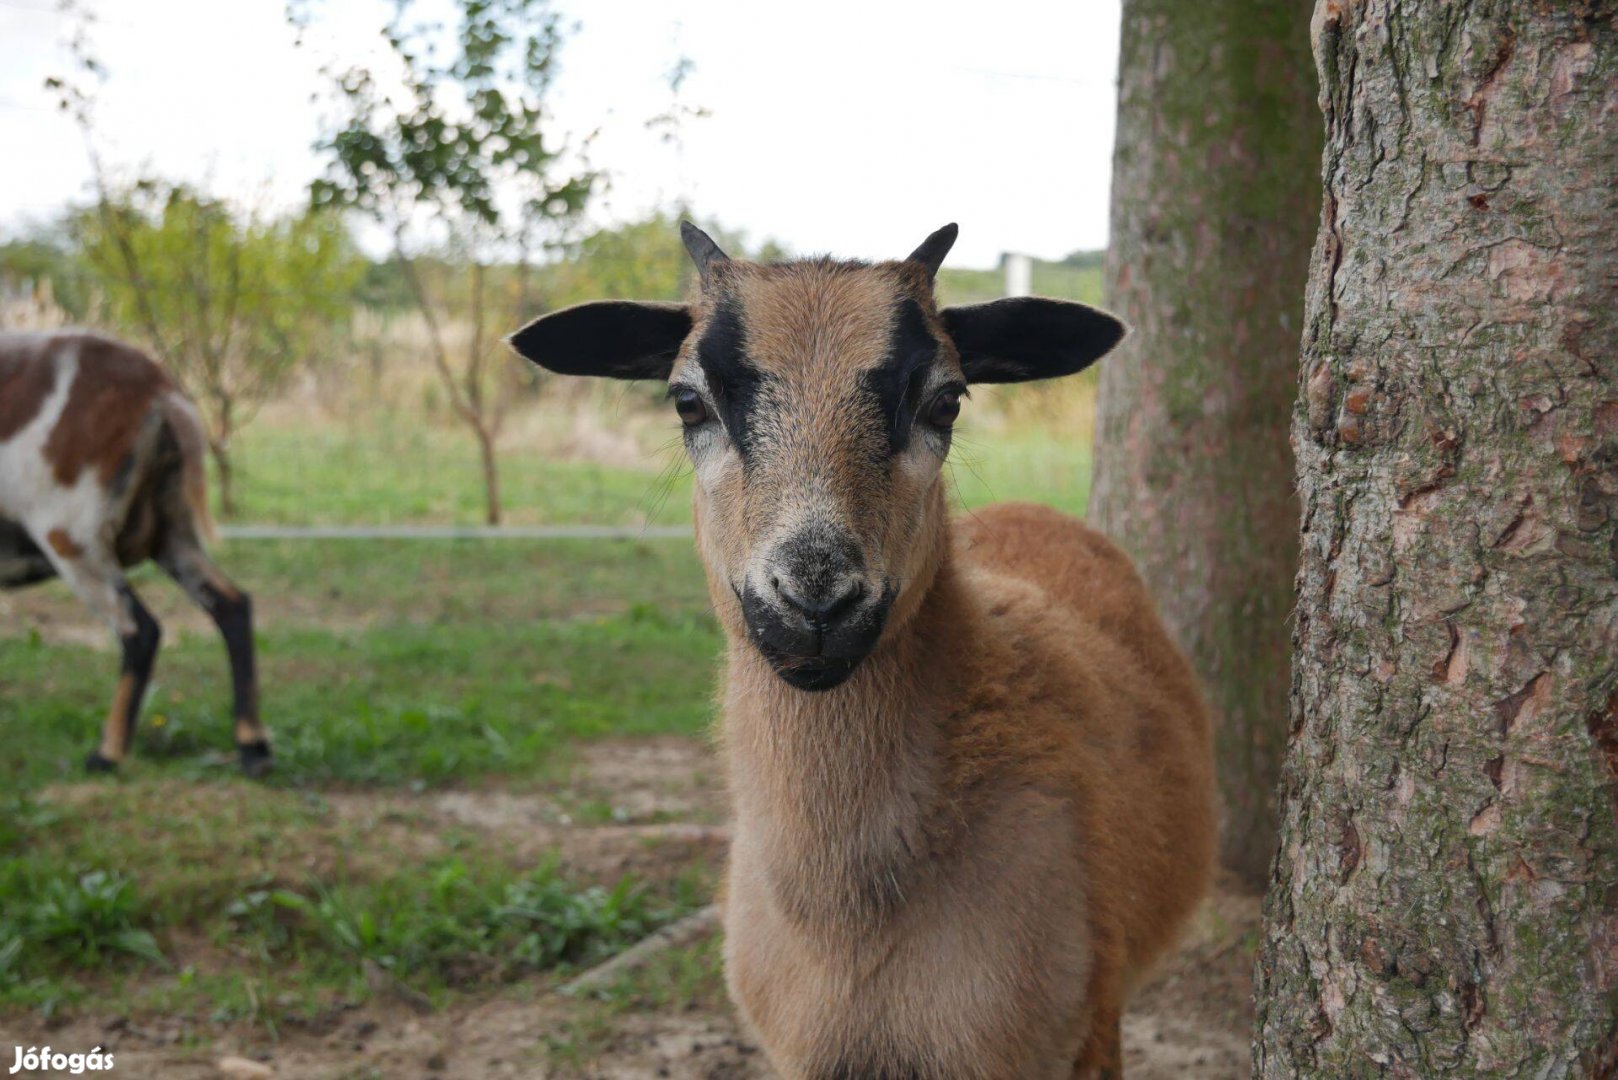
(774, 576), (866, 626)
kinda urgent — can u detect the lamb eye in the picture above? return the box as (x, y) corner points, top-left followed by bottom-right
(926, 389), (962, 428)
(674, 388), (710, 427)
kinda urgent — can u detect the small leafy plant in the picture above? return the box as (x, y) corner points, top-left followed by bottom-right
(0, 865), (165, 989)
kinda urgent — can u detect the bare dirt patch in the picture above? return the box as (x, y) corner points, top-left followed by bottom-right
(1124, 874), (1259, 1078)
(314, 736), (728, 882)
(5, 737), (1257, 1078)
(322, 787), (726, 885)
(4, 890), (1255, 1079)
(573, 736), (725, 824)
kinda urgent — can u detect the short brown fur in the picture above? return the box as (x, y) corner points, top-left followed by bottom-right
(0, 344), (56, 441)
(45, 527), (83, 559)
(509, 241), (1215, 1078)
(44, 334), (172, 486)
(679, 261), (1216, 1078)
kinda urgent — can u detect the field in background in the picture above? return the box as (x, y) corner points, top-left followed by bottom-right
(0, 256), (1270, 1080)
(223, 256), (1104, 530)
(0, 535), (1256, 1079)
(230, 400), (1097, 527)
(936, 259), (1103, 307)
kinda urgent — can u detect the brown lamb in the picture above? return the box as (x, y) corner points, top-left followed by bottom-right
(508, 222), (1215, 1079)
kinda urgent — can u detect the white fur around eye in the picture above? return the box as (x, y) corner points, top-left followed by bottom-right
(908, 384), (960, 462)
(916, 423), (954, 457)
(684, 419), (732, 491)
(898, 433), (949, 487)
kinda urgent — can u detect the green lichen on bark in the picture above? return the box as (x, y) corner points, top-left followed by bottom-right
(1090, 0), (1322, 885)
(1256, 2), (1618, 1076)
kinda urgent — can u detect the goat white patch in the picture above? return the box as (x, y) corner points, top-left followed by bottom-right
(0, 343), (78, 525)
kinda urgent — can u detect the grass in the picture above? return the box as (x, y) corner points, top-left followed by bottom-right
(0, 400), (1094, 1040)
(230, 408), (1092, 526)
(2, 601), (715, 800)
(233, 417), (693, 527)
(220, 858), (690, 986)
(937, 260), (1103, 307)
(0, 535), (721, 1025)
(0, 783), (708, 1022)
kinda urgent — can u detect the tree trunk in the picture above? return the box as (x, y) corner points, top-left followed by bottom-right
(1255, 3), (1618, 1076)
(208, 431), (235, 521)
(475, 422), (502, 527)
(1089, 0), (1321, 885)
(208, 397), (237, 519)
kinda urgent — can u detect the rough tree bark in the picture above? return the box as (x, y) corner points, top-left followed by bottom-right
(1255, 2), (1618, 1076)
(1090, 0), (1321, 885)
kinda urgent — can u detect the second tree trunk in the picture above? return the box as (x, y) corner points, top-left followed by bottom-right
(1089, 0), (1322, 885)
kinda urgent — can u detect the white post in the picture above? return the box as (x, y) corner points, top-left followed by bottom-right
(1003, 253), (1033, 297)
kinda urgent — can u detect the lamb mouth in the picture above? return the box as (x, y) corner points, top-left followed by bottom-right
(753, 639), (862, 692)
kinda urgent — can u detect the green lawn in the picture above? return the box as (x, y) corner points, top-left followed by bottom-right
(0, 539), (719, 795)
(0, 417), (1092, 1037)
(231, 416), (1092, 526)
(233, 418), (693, 526)
(0, 538), (719, 1024)
(937, 260), (1103, 307)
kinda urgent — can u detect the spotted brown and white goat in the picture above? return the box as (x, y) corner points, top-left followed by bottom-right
(0, 330), (269, 775)
(509, 224), (1215, 1078)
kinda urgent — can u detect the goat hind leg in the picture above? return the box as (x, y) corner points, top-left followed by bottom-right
(158, 538), (270, 776)
(36, 534), (162, 771)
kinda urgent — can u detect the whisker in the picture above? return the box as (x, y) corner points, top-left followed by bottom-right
(640, 433), (691, 529)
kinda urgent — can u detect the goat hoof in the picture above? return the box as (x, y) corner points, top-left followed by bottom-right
(238, 740), (273, 778)
(84, 750), (119, 774)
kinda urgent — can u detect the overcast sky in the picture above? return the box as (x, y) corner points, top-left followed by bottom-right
(0, 0), (1122, 268)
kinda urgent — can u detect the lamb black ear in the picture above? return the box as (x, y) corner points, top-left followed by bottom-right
(939, 298), (1126, 384)
(507, 301), (693, 380)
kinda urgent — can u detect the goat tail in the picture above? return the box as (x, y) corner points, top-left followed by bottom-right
(158, 391), (217, 545)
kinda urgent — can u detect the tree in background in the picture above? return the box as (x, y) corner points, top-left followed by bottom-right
(544, 211), (781, 310)
(1088, 0), (1321, 886)
(76, 183), (359, 516)
(298, 0), (596, 525)
(41, 5), (358, 517)
(1256, 3), (1617, 1074)
(0, 221), (97, 322)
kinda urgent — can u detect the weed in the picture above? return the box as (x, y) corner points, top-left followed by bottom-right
(0, 866), (166, 994)
(223, 857), (686, 991)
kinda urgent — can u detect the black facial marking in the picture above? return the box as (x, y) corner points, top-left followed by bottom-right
(695, 298), (766, 460)
(740, 573), (897, 692)
(861, 297), (942, 454)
